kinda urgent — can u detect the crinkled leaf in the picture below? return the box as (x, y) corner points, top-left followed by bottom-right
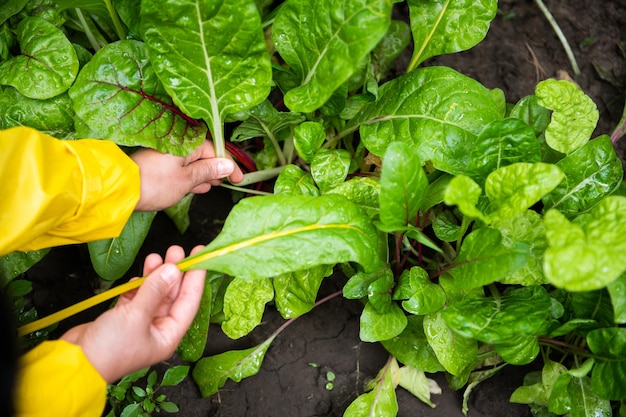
(494, 335), (540, 365)
(450, 227), (530, 289)
(407, 0), (497, 68)
(161, 365), (190, 387)
(0, 248), (48, 286)
(192, 337), (275, 397)
(493, 210), (547, 286)
(393, 267), (445, 315)
(326, 177), (380, 219)
(344, 360), (398, 417)
(310, 149), (352, 191)
(443, 286), (555, 344)
(88, 211), (156, 281)
(549, 373), (612, 417)
(486, 162), (564, 222)
(423, 311), (477, 376)
(274, 265), (333, 319)
(544, 197), (626, 291)
(274, 164), (320, 197)
(141, 0), (272, 152)
(293, 121), (326, 163)
(354, 66), (502, 162)
(535, 79), (599, 154)
(466, 118), (541, 182)
(0, 17), (78, 99)
(359, 299), (407, 342)
(343, 266), (392, 300)
(543, 135), (623, 215)
(587, 328), (626, 400)
(371, 19), (411, 81)
(379, 141), (428, 228)
(69, 40), (206, 155)
(509, 95), (550, 137)
(0, 87), (74, 136)
(222, 277), (274, 339)
(381, 315), (444, 373)
(164, 193), (194, 234)
(444, 175), (488, 222)
(608, 273), (626, 324)
(231, 100), (305, 143)
(273, 0), (392, 112)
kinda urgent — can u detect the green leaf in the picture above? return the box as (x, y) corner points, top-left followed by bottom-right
(544, 196), (626, 291)
(0, 0), (28, 26)
(535, 79), (599, 154)
(355, 66), (501, 162)
(274, 165), (320, 197)
(88, 211), (156, 281)
(141, 0), (272, 153)
(381, 315), (444, 373)
(164, 193), (194, 234)
(608, 273), (626, 323)
(543, 135), (623, 215)
(120, 403), (141, 417)
(444, 175), (488, 222)
(450, 227), (530, 289)
(466, 118), (541, 182)
(69, 40), (207, 155)
(344, 360), (398, 417)
(379, 141), (428, 228)
(310, 149), (352, 191)
(0, 17), (78, 99)
(343, 266), (392, 300)
(273, 0), (392, 112)
(443, 286), (555, 344)
(423, 311), (477, 376)
(273, 265), (333, 319)
(485, 162), (564, 222)
(432, 210), (461, 242)
(359, 299), (407, 342)
(510, 360), (567, 407)
(178, 272), (217, 362)
(393, 267), (446, 315)
(549, 373), (611, 417)
(231, 100), (305, 144)
(326, 177), (380, 219)
(0, 87), (74, 136)
(587, 328), (626, 400)
(509, 95), (550, 137)
(178, 195), (380, 278)
(371, 19), (411, 81)
(0, 248), (49, 286)
(192, 337), (275, 397)
(407, 0), (497, 69)
(222, 277), (274, 339)
(494, 335), (540, 365)
(161, 365), (190, 387)
(293, 121), (326, 164)
(159, 401), (179, 413)
(398, 366), (437, 408)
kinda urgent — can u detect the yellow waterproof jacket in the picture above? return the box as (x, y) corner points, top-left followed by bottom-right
(1, 127), (141, 417)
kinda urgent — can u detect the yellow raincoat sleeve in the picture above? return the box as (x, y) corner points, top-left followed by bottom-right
(0, 126), (140, 256)
(15, 341), (107, 417)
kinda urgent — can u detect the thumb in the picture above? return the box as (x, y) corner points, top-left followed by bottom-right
(190, 158), (235, 183)
(132, 264), (181, 315)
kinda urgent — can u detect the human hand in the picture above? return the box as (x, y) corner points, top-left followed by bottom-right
(60, 245), (206, 383)
(132, 140), (245, 211)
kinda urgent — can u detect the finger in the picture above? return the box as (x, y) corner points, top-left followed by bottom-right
(188, 158), (236, 186)
(143, 253), (164, 276)
(117, 277), (141, 305)
(130, 263), (182, 320)
(164, 245), (185, 264)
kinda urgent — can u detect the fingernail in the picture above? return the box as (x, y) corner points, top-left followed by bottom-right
(160, 264), (179, 284)
(216, 160), (234, 177)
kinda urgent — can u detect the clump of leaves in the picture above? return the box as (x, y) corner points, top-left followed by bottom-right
(105, 365), (189, 417)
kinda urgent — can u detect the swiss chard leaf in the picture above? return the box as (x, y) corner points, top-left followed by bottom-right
(359, 299), (407, 342)
(273, 265), (333, 319)
(326, 177), (380, 219)
(87, 211), (156, 281)
(230, 100), (305, 145)
(543, 135), (623, 215)
(141, 0), (272, 155)
(310, 149), (352, 191)
(344, 359), (399, 417)
(69, 40), (207, 155)
(222, 277), (274, 339)
(607, 273), (626, 324)
(274, 165), (320, 197)
(406, 0), (497, 69)
(0, 249), (49, 286)
(192, 336), (275, 397)
(0, 17), (78, 99)
(177, 195), (381, 278)
(423, 311), (477, 376)
(587, 328), (626, 400)
(393, 267), (446, 315)
(293, 121), (326, 164)
(544, 196), (626, 291)
(273, 0), (392, 112)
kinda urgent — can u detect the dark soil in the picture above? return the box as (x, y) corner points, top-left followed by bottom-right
(26, 1), (626, 416)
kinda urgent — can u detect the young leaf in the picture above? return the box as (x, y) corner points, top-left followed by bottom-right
(222, 277), (274, 339)
(231, 100), (305, 144)
(164, 193), (194, 235)
(343, 359), (399, 417)
(354, 66), (502, 162)
(274, 265), (333, 319)
(343, 266), (393, 300)
(406, 0), (497, 70)
(192, 336), (275, 397)
(310, 149), (352, 191)
(548, 373), (612, 417)
(494, 335), (540, 365)
(371, 19), (411, 81)
(293, 121), (326, 164)
(177, 195), (381, 278)
(359, 299), (407, 342)
(443, 175), (489, 223)
(0, 17), (78, 99)
(379, 141), (428, 229)
(393, 267), (446, 315)
(587, 328), (626, 400)
(449, 227), (530, 289)
(544, 197), (626, 291)
(69, 40), (207, 155)
(607, 273), (626, 324)
(141, 0), (272, 156)
(542, 135), (623, 215)
(509, 95), (550, 137)
(274, 165), (320, 197)
(273, 0), (392, 112)
(485, 162), (564, 222)
(535, 79), (599, 154)
(161, 365), (190, 387)
(88, 211), (156, 281)
(423, 311), (477, 376)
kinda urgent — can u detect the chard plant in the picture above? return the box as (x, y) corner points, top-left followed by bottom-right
(2, 0), (626, 416)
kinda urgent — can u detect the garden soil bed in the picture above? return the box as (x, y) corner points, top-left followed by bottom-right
(28, 1), (625, 416)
